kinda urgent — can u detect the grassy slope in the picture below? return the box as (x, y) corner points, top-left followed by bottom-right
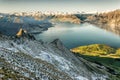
(71, 44), (120, 79)
(71, 44), (120, 58)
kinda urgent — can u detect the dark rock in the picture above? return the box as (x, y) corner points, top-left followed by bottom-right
(51, 39), (63, 48)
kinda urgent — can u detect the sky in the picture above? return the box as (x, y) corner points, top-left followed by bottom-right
(0, 0), (120, 13)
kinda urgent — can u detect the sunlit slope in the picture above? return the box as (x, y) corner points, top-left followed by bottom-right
(71, 44), (120, 58)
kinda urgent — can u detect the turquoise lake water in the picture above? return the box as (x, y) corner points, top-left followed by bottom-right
(35, 23), (120, 49)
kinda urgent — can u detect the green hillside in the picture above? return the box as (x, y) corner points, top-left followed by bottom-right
(71, 44), (120, 79)
(71, 44), (120, 58)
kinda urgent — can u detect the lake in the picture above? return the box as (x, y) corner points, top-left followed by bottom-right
(35, 23), (120, 49)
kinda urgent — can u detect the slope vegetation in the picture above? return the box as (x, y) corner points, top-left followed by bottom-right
(71, 44), (120, 79)
(71, 44), (120, 58)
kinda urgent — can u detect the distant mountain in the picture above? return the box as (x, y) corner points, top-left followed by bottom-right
(0, 13), (52, 36)
(12, 12), (81, 24)
(51, 14), (81, 24)
(87, 9), (120, 35)
(87, 9), (120, 26)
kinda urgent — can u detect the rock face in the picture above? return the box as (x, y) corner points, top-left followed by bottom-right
(87, 9), (120, 36)
(0, 34), (109, 80)
(0, 58), (31, 80)
(16, 28), (26, 37)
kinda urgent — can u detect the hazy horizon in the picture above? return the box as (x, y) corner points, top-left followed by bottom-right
(0, 0), (120, 13)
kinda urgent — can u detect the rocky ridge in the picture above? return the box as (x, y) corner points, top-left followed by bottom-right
(0, 33), (109, 80)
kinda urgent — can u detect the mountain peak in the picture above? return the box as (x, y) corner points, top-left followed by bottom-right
(16, 28), (35, 40)
(16, 28), (26, 37)
(51, 39), (64, 48)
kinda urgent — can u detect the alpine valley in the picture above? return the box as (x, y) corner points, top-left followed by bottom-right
(0, 9), (120, 80)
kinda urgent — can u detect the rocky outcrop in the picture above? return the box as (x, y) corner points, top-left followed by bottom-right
(0, 34), (110, 80)
(15, 28), (35, 40)
(0, 58), (31, 80)
(16, 28), (26, 37)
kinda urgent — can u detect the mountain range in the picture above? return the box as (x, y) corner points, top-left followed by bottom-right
(0, 10), (120, 80)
